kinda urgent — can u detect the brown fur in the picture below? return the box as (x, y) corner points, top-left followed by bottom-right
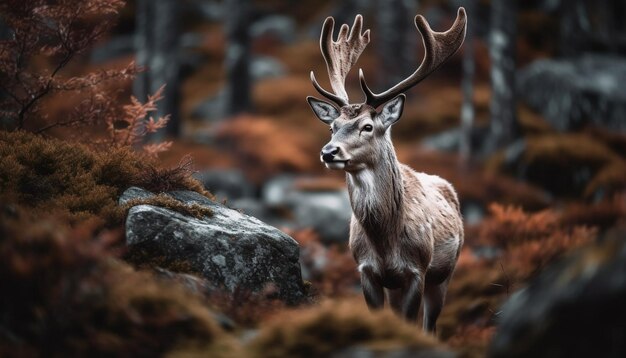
(308, 9), (467, 333)
(347, 142), (464, 332)
(312, 105), (464, 333)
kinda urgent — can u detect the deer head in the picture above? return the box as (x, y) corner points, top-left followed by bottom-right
(307, 8), (467, 171)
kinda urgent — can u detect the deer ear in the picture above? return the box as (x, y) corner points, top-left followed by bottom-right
(377, 94), (405, 128)
(307, 96), (340, 124)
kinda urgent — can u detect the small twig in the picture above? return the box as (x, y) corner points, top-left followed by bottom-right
(499, 261), (512, 296)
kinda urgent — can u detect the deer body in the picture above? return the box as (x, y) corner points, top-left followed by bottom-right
(348, 159), (463, 329)
(307, 9), (467, 332)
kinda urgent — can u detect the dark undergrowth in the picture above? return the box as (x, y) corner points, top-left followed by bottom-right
(0, 131), (211, 228)
(0, 212), (240, 358)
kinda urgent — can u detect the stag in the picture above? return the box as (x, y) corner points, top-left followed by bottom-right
(306, 8), (467, 333)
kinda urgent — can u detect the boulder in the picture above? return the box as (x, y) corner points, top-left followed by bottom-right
(121, 187), (306, 304)
(250, 15), (296, 43)
(192, 169), (255, 201)
(153, 267), (216, 298)
(518, 55), (626, 131)
(291, 190), (352, 244)
(262, 175), (352, 244)
(489, 230), (626, 357)
(229, 198), (294, 231)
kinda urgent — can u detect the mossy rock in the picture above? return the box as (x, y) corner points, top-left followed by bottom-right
(121, 187), (307, 305)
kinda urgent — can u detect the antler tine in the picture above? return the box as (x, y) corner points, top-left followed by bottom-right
(310, 14), (370, 108)
(360, 7), (467, 108)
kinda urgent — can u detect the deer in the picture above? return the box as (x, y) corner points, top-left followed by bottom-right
(306, 8), (467, 333)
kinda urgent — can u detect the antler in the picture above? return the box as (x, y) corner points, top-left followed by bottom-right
(310, 14), (370, 107)
(359, 7), (467, 108)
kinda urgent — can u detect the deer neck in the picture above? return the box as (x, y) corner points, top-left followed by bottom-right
(346, 139), (404, 239)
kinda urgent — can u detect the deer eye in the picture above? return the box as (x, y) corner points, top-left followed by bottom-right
(362, 124), (373, 132)
(329, 127), (334, 134)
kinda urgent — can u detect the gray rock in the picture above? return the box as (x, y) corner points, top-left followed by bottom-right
(119, 186), (155, 205)
(251, 15), (296, 43)
(462, 201), (485, 226)
(518, 55), (626, 131)
(122, 187), (306, 304)
(262, 176), (352, 244)
(250, 55), (287, 80)
(154, 267), (216, 297)
(229, 198), (294, 231)
(262, 175), (298, 206)
(292, 190), (352, 244)
(192, 169), (255, 201)
(187, 1), (223, 21)
(489, 232), (626, 358)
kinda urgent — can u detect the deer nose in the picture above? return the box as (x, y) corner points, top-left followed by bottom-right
(321, 145), (340, 162)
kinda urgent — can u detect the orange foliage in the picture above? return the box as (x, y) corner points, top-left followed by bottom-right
(446, 325), (496, 358)
(0, 0), (127, 130)
(479, 204), (561, 247)
(253, 76), (314, 116)
(206, 285), (286, 327)
(249, 299), (445, 358)
(0, 213), (238, 357)
(505, 227), (596, 279)
(215, 115), (319, 182)
(289, 229), (359, 297)
(562, 194), (626, 229)
(478, 204), (597, 280)
(104, 85), (172, 156)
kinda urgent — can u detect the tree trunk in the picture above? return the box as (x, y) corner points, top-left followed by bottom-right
(134, 0), (181, 141)
(151, 0), (180, 139)
(375, 0), (418, 89)
(224, 0), (252, 116)
(559, 0), (589, 57)
(332, 0), (371, 28)
(134, 0), (152, 103)
(487, 0), (519, 151)
(460, 0), (476, 161)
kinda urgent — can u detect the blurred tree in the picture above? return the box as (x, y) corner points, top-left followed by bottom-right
(333, 0), (372, 28)
(134, 0), (181, 139)
(459, 0), (476, 161)
(375, 0), (418, 89)
(224, 0), (252, 116)
(558, 0), (588, 57)
(487, 0), (519, 152)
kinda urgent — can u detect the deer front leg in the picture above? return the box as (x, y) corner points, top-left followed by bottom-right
(401, 269), (424, 323)
(359, 264), (384, 310)
(423, 280), (449, 334)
